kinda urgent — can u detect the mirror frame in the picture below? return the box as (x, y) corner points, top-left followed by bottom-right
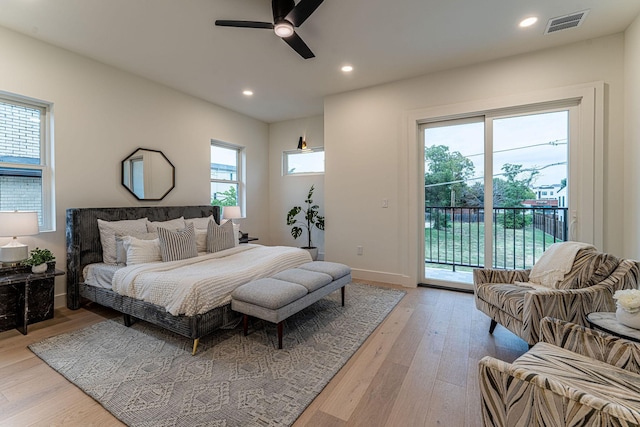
(121, 148), (175, 201)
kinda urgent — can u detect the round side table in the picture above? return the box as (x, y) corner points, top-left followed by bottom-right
(587, 312), (640, 343)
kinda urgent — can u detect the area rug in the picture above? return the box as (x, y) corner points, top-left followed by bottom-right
(29, 283), (405, 427)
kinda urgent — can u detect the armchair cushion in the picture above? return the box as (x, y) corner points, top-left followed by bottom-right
(479, 342), (640, 426)
(475, 283), (529, 320)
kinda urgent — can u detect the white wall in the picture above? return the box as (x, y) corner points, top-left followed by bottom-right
(324, 34), (627, 286)
(268, 116), (324, 256)
(0, 26), (269, 307)
(625, 15), (640, 259)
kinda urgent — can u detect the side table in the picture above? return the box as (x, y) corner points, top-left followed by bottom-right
(239, 236), (259, 244)
(586, 312), (640, 343)
(0, 265), (64, 335)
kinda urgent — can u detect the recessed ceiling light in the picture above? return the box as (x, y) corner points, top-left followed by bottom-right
(519, 17), (538, 28)
(341, 65), (353, 73)
(242, 90), (253, 96)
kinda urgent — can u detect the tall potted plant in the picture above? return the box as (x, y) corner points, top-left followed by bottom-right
(287, 184), (325, 260)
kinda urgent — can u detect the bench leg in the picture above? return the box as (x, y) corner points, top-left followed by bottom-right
(243, 314), (249, 336)
(341, 287), (345, 307)
(123, 314), (133, 327)
(277, 321), (283, 349)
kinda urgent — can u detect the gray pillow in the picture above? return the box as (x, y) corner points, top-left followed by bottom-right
(157, 223), (198, 262)
(207, 219), (235, 253)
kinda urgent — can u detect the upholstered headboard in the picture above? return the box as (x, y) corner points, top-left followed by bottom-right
(66, 205), (220, 309)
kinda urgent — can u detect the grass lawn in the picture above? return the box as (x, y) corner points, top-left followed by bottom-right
(425, 221), (560, 270)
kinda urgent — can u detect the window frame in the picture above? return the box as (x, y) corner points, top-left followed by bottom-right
(0, 91), (54, 231)
(210, 140), (244, 212)
(283, 147), (325, 176)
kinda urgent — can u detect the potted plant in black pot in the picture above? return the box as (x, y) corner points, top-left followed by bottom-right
(23, 247), (55, 273)
(286, 185), (325, 260)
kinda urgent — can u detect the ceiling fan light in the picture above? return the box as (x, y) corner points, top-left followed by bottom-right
(274, 21), (294, 38)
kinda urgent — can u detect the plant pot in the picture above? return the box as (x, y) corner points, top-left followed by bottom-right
(31, 263), (48, 274)
(616, 307), (640, 329)
(302, 247), (318, 261)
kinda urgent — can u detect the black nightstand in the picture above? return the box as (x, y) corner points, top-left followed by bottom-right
(0, 264), (64, 334)
(239, 236), (259, 244)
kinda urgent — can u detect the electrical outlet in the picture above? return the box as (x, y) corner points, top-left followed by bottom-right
(382, 199), (389, 208)
(357, 246), (363, 255)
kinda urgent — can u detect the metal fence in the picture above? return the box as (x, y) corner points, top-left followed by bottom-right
(425, 206), (568, 270)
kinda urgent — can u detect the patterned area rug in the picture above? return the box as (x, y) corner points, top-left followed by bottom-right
(29, 283), (405, 427)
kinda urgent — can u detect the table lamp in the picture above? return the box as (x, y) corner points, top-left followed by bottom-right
(222, 206), (244, 238)
(0, 211), (39, 266)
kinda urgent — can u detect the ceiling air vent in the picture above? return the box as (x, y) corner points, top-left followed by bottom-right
(544, 10), (589, 34)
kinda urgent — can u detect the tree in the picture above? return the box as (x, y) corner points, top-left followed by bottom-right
(211, 186), (237, 207)
(493, 163), (537, 208)
(424, 145), (475, 206)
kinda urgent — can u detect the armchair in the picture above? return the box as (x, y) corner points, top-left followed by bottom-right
(479, 317), (640, 426)
(474, 246), (639, 345)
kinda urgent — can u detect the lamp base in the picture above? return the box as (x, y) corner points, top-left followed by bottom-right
(0, 241), (29, 265)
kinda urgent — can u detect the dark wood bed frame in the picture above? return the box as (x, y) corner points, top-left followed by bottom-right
(66, 205), (235, 354)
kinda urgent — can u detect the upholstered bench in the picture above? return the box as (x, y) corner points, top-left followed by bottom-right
(231, 261), (351, 349)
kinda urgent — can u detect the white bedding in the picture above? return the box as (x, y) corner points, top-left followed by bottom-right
(110, 244), (312, 316)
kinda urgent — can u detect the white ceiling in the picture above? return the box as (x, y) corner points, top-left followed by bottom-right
(1, 0), (639, 123)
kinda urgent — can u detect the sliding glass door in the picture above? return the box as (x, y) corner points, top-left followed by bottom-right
(421, 107), (571, 289)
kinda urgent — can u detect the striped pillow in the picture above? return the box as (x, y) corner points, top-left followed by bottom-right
(207, 219), (235, 253)
(157, 223), (198, 262)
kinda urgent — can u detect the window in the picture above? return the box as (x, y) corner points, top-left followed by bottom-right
(210, 141), (243, 210)
(0, 93), (53, 230)
(283, 147), (324, 175)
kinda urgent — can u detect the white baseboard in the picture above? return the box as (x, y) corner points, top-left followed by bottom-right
(351, 268), (416, 288)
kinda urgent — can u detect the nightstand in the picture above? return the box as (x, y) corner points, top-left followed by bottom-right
(0, 264), (64, 334)
(239, 236), (259, 244)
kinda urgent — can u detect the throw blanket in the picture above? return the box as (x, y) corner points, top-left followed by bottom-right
(112, 244), (312, 316)
(528, 241), (596, 288)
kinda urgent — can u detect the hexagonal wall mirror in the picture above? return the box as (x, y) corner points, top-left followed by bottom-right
(121, 148), (175, 201)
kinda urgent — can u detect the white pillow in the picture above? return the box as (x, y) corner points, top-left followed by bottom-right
(122, 236), (161, 265)
(195, 228), (208, 252)
(115, 232), (158, 265)
(97, 218), (148, 264)
(185, 215), (214, 230)
(146, 217), (186, 232)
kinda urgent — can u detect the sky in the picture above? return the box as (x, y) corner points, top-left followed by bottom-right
(424, 110), (568, 188)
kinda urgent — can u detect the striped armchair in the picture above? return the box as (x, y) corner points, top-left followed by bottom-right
(474, 248), (639, 345)
(479, 317), (640, 426)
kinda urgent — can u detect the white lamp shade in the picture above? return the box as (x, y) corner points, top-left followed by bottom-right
(222, 206), (242, 220)
(0, 211), (39, 237)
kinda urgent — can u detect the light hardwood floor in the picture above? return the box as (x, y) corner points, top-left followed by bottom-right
(0, 282), (528, 426)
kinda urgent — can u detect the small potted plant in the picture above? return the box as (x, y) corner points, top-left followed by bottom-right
(23, 247), (56, 273)
(286, 184), (325, 260)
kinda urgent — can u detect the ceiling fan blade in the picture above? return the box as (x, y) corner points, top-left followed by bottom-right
(285, 0), (323, 27)
(215, 20), (274, 29)
(282, 32), (314, 59)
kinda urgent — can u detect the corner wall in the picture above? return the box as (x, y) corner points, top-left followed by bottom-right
(268, 116), (325, 256)
(0, 26), (269, 307)
(625, 15), (640, 259)
(324, 34), (627, 286)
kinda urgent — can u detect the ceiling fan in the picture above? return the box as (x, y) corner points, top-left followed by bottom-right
(215, 0), (324, 59)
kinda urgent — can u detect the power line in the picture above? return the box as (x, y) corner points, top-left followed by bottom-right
(456, 139), (568, 159)
(424, 161), (567, 188)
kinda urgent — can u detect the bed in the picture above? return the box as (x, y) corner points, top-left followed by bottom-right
(66, 206), (311, 353)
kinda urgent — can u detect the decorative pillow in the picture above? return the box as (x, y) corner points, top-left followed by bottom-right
(222, 219), (241, 246)
(195, 228), (208, 252)
(115, 232), (158, 265)
(122, 236), (162, 265)
(185, 215), (214, 230)
(157, 223), (198, 262)
(146, 217), (186, 232)
(207, 219), (236, 253)
(97, 218), (148, 264)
